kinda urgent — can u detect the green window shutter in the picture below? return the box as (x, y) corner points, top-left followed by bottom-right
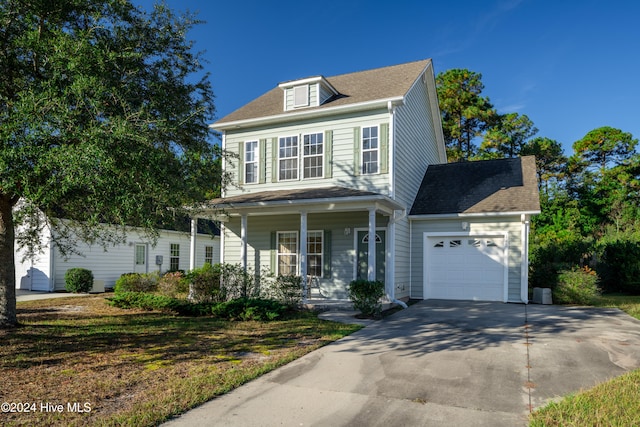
(238, 142), (245, 185)
(259, 139), (266, 184)
(271, 137), (278, 183)
(323, 230), (332, 278)
(353, 127), (361, 176)
(380, 123), (389, 174)
(270, 231), (277, 273)
(324, 130), (333, 178)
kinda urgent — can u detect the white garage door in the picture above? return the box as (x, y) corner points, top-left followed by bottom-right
(424, 235), (507, 302)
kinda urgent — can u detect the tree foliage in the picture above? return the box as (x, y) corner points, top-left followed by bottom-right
(0, 0), (222, 327)
(436, 69), (496, 162)
(479, 112), (537, 159)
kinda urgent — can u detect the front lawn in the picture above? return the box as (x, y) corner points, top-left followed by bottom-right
(1, 296), (360, 426)
(529, 294), (640, 426)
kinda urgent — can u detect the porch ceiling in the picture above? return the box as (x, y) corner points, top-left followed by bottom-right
(195, 186), (404, 219)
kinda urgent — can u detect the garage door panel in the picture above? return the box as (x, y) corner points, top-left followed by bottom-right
(425, 235), (506, 302)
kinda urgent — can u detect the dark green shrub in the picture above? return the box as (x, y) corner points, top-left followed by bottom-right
(529, 237), (593, 289)
(348, 279), (385, 318)
(597, 239), (640, 294)
(64, 268), (94, 293)
(114, 272), (158, 294)
(211, 298), (287, 321)
(553, 266), (600, 305)
(107, 292), (210, 316)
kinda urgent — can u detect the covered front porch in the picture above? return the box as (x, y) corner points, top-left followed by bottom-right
(189, 186), (405, 301)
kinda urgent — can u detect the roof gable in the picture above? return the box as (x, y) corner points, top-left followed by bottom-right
(410, 156), (541, 216)
(213, 59), (432, 128)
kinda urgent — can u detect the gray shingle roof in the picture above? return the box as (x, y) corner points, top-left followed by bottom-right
(208, 186), (382, 206)
(213, 59), (432, 126)
(410, 156), (540, 215)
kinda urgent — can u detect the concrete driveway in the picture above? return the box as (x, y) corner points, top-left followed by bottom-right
(163, 300), (640, 427)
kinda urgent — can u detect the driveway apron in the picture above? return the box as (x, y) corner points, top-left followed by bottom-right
(163, 300), (640, 427)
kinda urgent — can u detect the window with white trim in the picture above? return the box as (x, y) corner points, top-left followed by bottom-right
(170, 243), (180, 271)
(277, 232), (298, 275)
(361, 126), (379, 174)
(244, 141), (258, 184)
(205, 245), (214, 264)
(303, 133), (323, 178)
(307, 231), (323, 277)
(279, 136), (298, 180)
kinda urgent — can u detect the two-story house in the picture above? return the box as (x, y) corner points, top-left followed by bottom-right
(193, 59), (540, 303)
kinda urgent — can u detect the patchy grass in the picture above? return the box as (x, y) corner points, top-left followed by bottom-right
(1, 296), (360, 426)
(591, 293), (640, 320)
(530, 294), (640, 426)
(530, 370), (640, 426)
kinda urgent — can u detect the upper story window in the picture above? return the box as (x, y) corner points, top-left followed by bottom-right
(244, 141), (258, 184)
(361, 126), (379, 174)
(279, 136), (299, 181)
(303, 133), (323, 179)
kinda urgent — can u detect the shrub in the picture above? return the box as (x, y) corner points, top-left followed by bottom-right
(348, 279), (385, 318)
(186, 263), (224, 303)
(529, 237), (594, 289)
(158, 271), (189, 298)
(107, 292), (210, 316)
(597, 239), (640, 294)
(218, 263), (260, 299)
(268, 275), (302, 306)
(553, 266), (600, 305)
(114, 272), (159, 294)
(211, 297), (287, 321)
(64, 268), (94, 293)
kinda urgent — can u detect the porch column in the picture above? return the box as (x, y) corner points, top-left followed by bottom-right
(240, 214), (248, 271)
(300, 211), (308, 300)
(368, 208), (376, 281)
(189, 218), (197, 270)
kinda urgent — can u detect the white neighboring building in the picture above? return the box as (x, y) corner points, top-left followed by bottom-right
(15, 221), (220, 292)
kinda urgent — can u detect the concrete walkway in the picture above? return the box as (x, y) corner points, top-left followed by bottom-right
(163, 300), (640, 427)
(16, 290), (93, 302)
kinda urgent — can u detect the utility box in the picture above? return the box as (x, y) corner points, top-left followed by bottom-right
(532, 287), (552, 304)
(91, 280), (105, 294)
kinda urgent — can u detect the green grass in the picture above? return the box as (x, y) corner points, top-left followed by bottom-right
(529, 294), (640, 426)
(1, 296), (361, 427)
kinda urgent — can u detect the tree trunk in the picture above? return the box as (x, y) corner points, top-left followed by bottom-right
(0, 194), (17, 328)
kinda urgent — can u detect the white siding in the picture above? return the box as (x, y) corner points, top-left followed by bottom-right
(14, 229), (54, 292)
(410, 217), (524, 302)
(15, 225), (220, 291)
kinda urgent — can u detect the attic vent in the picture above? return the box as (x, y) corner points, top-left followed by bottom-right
(293, 85), (309, 107)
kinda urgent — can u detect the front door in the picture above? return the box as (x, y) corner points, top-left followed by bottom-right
(357, 230), (385, 282)
(134, 244), (148, 274)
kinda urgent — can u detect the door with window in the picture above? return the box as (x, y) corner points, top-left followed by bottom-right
(134, 244), (147, 274)
(356, 230), (386, 282)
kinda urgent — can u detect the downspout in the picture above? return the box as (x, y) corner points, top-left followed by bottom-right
(521, 214), (530, 304)
(388, 209), (408, 309)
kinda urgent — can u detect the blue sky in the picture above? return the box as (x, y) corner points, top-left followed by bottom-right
(137, 0), (640, 155)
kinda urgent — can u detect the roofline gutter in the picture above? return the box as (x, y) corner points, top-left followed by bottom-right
(408, 210), (541, 220)
(211, 96), (405, 131)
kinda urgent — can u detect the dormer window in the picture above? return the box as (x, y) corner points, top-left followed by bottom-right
(279, 76), (339, 111)
(293, 85), (309, 107)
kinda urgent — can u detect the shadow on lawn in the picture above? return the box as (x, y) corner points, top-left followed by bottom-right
(4, 303), (342, 370)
